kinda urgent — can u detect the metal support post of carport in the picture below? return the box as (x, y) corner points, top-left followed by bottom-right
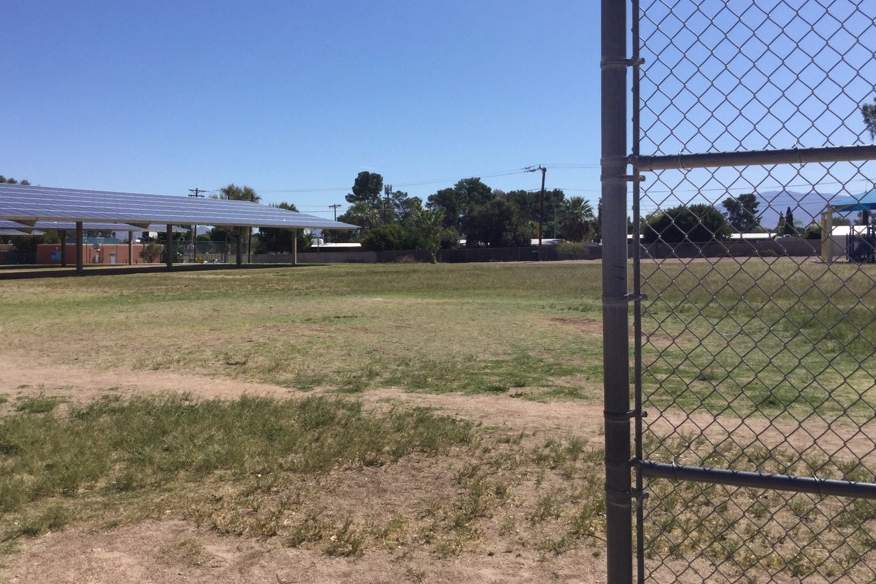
(75, 222), (84, 273)
(59, 230), (68, 268)
(166, 225), (173, 270)
(235, 228), (243, 267)
(292, 228), (298, 265)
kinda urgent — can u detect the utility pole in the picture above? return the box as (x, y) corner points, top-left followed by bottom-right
(524, 166), (547, 261)
(188, 188), (206, 262)
(329, 204), (342, 221)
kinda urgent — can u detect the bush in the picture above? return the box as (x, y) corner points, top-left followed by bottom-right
(139, 241), (163, 263)
(643, 204), (730, 244)
(556, 242), (588, 259)
(361, 224), (413, 252)
(804, 224), (822, 240)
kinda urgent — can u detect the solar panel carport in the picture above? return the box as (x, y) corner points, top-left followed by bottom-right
(0, 183), (357, 272)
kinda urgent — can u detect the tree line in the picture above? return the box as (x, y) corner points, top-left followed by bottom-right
(642, 193), (852, 244)
(142, 176), (602, 262)
(328, 171), (600, 259)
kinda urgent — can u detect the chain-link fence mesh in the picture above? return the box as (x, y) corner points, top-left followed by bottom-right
(631, 1), (876, 582)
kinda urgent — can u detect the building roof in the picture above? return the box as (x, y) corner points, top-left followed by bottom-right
(0, 184), (356, 230)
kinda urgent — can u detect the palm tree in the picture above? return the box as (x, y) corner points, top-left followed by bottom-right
(559, 197), (595, 242)
(340, 201), (382, 233)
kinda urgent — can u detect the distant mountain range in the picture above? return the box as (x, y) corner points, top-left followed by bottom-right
(755, 190), (848, 229)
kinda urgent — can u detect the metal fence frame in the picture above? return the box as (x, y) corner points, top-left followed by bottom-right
(602, 1), (876, 582)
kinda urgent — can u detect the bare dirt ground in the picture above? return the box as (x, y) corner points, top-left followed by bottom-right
(0, 352), (608, 584)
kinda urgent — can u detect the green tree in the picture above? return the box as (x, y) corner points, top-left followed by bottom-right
(413, 205), (445, 263)
(643, 204), (730, 244)
(862, 97), (876, 139)
(463, 198), (531, 247)
(440, 227), (461, 249)
(832, 214), (852, 227)
(427, 187), (464, 231)
(216, 184), (260, 203)
(0, 175), (30, 185)
(558, 196), (595, 242)
(256, 202), (313, 253)
(139, 241), (163, 262)
(338, 201), (381, 233)
(721, 193), (760, 232)
(782, 206), (797, 236)
(592, 197), (603, 242)
(346, 171), (384, 207)
(427, 178), (494, 232)
(387, 190), (419, 223)
(504, 189), (566, 228)
(204, 227), (230, 242)
(340, 173), (418, 232)
(214, 184), (260, 258)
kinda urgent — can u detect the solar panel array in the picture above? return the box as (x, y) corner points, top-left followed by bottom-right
(0, 220), (190, 233)
(0, 184), (356, 230)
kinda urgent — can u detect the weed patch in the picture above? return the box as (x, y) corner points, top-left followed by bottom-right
(14, 394), (65, 414)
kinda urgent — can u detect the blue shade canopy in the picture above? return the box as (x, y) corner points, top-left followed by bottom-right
(0, 184), (356, 230)
(831, 189), (876, 212)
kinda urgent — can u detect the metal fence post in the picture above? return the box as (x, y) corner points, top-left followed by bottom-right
(601, 0), (632, 582)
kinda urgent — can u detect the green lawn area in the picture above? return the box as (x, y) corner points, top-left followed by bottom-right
(0, 262), (608, 560)
(3, 259), (876, 580)
(0, 262), (605, 399)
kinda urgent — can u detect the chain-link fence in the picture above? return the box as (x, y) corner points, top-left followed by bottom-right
(155, 240), (242, 264)
(602, 1), (876, 582)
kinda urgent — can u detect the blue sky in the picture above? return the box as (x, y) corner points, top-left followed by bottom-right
(2, 1), (601, 219)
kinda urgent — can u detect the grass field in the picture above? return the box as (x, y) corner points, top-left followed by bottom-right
(641, 259), (876, 420)
(0, 262), (609, 568)
(3, 258), (876, 581)
(0, 262), (604, 398)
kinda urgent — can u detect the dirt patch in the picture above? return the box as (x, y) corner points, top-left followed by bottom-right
(547, 317), (603, 337)
(4, 520), (605, 584)
(0, 351), (608, 584)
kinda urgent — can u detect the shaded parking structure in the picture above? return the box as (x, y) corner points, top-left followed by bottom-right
(0, 183), (356, 275)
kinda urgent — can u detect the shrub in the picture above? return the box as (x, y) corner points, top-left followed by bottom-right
(361, 224), (413, 252)
(643, 204), (730, 244)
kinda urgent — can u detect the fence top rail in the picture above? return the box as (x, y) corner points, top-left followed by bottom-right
(641, 461), (876, 501)
(633, 144), (876, 172)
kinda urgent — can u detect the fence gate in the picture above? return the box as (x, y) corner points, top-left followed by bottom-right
(602, 1), (876, 582)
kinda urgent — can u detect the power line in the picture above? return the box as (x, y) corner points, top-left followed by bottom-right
(250, 165), (585, 195)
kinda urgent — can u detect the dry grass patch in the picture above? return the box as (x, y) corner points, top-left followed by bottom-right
(0, 394), (607, 561)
